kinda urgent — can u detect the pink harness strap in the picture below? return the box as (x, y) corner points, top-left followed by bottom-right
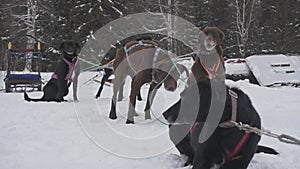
(224, 132), (250, 162)
(189, 121), (251, 163)
(189, 122), (199, 135)
(51, 57), (78, 83)
(52, 73), (58, 79)
(63, 58), (78, 82)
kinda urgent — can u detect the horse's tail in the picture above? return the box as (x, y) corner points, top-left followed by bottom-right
(24, 92), (44, 102)
(114, 48), (126, 70)
(256, 145), (279, 155)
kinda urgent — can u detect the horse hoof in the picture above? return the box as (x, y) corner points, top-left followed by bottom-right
(109, 114), (117, 120)
(117, 97), (123, 102)
(145, 111), (151, 120)
(126, 119), (134, 124)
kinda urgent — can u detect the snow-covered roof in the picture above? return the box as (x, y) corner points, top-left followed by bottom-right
(246, 54), (300, 86)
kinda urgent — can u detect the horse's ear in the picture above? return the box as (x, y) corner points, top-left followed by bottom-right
(219, 31), (225, 42)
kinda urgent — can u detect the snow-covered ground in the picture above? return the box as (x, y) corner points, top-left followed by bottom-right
(0, 69), (300, 169)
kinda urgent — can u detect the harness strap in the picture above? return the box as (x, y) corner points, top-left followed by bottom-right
(224, 132), (250, 162)
(51, 73), (58, 79)
(51, 57), (78, 83)
(219, 89), (238, 128)
(151, 47), (162, 84)
(102, 58), (115, 70)
(189, 122), (199, 135)
(200, 58), (221, 79)
(190, 122), (251, 162)
(124, 40), (155, 74)
(124, 40), (154, 54)
(63, 57), (78, 83)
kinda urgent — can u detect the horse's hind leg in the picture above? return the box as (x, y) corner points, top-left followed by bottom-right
(126, 75), (146, 124)
(117, 81), (125, 101)
(136, 89), (142, 101)
(131, 76), (142, 101)
(117, 80), (140, 101)
(109, 72), (126, 120)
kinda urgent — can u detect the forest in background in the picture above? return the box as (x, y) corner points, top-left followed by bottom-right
(0, 0), (299, 71)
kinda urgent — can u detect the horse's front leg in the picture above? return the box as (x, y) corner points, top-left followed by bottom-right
(144, 83), (162, 120)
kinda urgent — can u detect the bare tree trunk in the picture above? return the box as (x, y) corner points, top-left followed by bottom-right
(23, 0), (38, 72)
(234, 0), (256, 57)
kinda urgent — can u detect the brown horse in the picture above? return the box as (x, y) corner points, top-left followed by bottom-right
(189, 27), (226, 84)
(109, 39), (189, 124)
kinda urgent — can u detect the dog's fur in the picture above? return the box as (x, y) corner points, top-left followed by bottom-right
(109, 39), (189, 124)
(163, 79), (278, 168)
(24, 41), (80, 102)
(189, 27), (226, 84)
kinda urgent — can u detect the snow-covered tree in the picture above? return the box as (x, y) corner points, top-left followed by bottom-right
(233, 0), (257, 57)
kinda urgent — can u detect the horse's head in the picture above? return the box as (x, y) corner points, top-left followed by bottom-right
(188, 27), (225, 83)
(152, 60), (189, 92)
(201, 27), (225, 51)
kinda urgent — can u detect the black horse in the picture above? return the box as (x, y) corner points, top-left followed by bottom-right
(163, 78), (278, 168)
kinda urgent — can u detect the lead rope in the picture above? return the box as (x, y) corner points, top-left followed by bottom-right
(149, 64), (177, 125)
(229, 120), (300, 145)
(149, 59), (189, 125)
(220, 89), (300, 145)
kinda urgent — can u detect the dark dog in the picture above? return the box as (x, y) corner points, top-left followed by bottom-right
(163, 79), (278, 168)
(24, 41), (80, 102)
